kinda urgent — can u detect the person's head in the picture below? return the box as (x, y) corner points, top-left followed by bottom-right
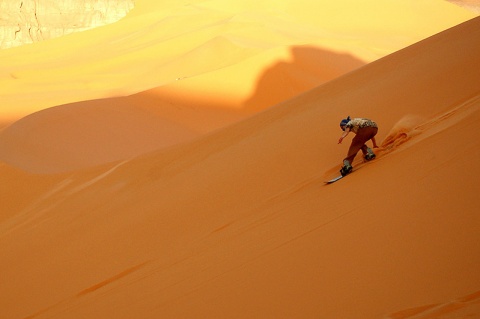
(339, 116), (351, 131)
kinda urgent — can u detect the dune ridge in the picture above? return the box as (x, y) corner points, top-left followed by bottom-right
(1, 11), (479, 319)
(0, 0), (475, 128)
(0, 0), (476, 172)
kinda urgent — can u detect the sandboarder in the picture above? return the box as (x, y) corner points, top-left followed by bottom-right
(338, 116), (379, 176)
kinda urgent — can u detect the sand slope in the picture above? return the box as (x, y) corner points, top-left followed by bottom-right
(1, 9), (479, 319)
(0, 0), (475, 173)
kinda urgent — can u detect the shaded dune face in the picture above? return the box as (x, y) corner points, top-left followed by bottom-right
(0, 46), (368, 174)
(0, 0), (134, 49)
(0, 1), (479, 319)
(0, 0), (475, 170)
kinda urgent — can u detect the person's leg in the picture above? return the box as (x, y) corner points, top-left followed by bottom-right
(364, 127), (378, 160)
(344, 133), (366, 164)
(358, 127), (378, 159)
(340, 159), (353, 176)
(363, 146), (376, 160)
(361, 144), (369, 156)
(341, 134), (364, 175)
(341, 127), (377, 175)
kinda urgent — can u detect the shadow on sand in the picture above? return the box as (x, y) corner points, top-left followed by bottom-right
(242, 45), (366, 113)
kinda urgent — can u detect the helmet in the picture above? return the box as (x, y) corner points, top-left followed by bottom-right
(339, 116), (351, 130)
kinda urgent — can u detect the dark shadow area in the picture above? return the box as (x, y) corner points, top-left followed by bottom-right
(242, 46), (366, 113)
(0, 46), (366, 173)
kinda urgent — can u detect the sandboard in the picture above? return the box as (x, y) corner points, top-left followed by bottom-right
(325, 148), (385, 184)
(324, 159), (372, 184)
(326, 175), (344, 184)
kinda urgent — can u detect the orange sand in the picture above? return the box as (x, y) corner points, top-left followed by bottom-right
(1, 1), (479, 318)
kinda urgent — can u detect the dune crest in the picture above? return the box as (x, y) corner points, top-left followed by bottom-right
(0, 0), (476, 171)
(0, 0), (475, 128)
(1, 12), (479, 319)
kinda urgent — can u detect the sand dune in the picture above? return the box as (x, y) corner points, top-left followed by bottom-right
(1, 1), (479, 319)
(0, 45), (367, 173)
(448, 0), (480, 13)
(0, 0), (475, 172)
(0, 0), (474, 127)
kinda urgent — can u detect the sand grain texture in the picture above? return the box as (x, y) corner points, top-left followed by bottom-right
(0, 1), (479, 319)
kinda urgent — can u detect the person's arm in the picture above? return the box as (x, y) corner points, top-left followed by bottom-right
(338, 128), (350, 144)
(371, 136), (379, 148)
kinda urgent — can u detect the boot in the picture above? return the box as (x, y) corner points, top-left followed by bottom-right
(340, 160), (353, 176)
(364, 148), (376, 161)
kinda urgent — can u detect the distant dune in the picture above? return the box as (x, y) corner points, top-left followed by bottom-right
(448, 0), (480, 13)
(0, 0), (134, 49)
(0, 0), (474, 127)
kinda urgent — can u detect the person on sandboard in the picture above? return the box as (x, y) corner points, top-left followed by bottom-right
(338, 116), (379, 176)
